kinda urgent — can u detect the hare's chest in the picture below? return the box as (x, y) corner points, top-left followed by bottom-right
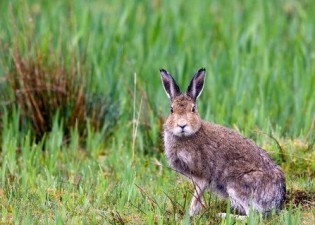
(167, 147), (195, 173)
(176, 150), (193, 166)
(165, 146), (195, 171)
(163, 132), (197, 171)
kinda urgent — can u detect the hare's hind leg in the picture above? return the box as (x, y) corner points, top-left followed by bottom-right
(189, 178), (208, 216)
(227, 187), (250, 215)
(229, 197), (248, 215)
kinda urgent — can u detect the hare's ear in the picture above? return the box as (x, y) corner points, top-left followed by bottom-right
(160, 69), (181, 100)
(186, 68), (206, 101)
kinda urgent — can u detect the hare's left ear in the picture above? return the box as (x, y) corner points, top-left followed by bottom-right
(186, 68), (206, 101)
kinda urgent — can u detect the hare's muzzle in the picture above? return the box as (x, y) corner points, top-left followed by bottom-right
(178, 124), (187, 130)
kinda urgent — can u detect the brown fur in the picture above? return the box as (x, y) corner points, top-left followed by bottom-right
(160, 68), (286, 216)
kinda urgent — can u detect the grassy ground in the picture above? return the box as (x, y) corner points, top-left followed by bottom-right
(0, 0), (315, 224)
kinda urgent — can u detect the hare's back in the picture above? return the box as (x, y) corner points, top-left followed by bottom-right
(201, 121), (277, 169)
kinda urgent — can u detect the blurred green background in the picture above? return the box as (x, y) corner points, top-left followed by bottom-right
(0, 0), (314, 224)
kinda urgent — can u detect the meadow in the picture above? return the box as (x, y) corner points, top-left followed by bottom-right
(0, 0), (314, 224)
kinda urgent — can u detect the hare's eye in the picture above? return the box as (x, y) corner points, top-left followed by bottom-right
(192, 106), (196, 113)
(170, 107), (174, 113)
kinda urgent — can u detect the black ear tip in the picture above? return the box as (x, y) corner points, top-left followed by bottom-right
(160, 68), (167, 73)
(198, 68), (206, 73)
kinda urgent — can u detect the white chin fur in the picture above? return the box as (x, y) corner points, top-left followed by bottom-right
(172, 127), (194, 137)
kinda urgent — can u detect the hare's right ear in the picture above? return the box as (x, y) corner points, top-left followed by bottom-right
(160, 69), (181, 100)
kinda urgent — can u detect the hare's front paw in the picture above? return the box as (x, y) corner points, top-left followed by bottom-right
(189, 197), (204, 216)
(189, 179), (207, 216)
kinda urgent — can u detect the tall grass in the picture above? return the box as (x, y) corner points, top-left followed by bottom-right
(0, 0), (314, 224)
(0, 1), (120, 141)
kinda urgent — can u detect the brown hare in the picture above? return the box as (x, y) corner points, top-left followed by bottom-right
(160, 68), (286, 217)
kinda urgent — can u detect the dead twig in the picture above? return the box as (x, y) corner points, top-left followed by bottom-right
(255, 128), (286, 163)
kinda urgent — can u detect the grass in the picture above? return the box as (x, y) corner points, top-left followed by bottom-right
(0, 0), (315, 224)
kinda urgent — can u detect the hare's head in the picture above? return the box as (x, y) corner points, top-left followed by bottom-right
(160, 68), (206, 137)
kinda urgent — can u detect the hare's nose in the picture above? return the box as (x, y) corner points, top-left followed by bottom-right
(178, 124), (187, 129)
